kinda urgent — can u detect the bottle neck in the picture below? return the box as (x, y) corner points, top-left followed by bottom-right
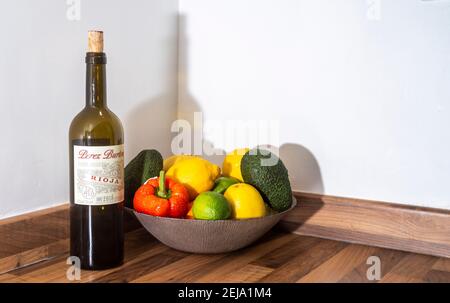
(85, 53), (107, 108)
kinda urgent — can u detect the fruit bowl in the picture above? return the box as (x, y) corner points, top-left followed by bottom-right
(126, 197), (297, 254)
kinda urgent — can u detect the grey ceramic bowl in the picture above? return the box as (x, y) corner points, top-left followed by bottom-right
(127, 197), (297, 254)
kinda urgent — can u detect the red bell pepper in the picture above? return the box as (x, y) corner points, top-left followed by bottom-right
(133, 170), (190, 218)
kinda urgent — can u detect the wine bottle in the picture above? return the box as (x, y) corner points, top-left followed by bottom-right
(69, 31), (124, 270)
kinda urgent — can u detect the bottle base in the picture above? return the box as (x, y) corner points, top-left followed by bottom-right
(80, 259), (124, 271)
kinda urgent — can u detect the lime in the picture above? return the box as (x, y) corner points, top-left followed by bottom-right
(192, 191), (231, 220)
(212, 177), (240, 194)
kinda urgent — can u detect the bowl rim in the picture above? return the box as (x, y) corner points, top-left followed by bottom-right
(126, 196), (297, 223)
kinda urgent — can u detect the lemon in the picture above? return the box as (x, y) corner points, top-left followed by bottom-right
(224, 183), (266, 219)
(164, 155), (221, 199)
(163, 155), (192, 171)
(222, 148), (250, 182)
(192, 192), (231, 220)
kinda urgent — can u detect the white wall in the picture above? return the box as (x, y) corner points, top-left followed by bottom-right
(0, 0), (178, 218)
(1, 0), (449, 219)
(179, 0), (450, 209)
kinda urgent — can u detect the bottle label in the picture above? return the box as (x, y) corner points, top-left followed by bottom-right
(73, 145), (124, 206)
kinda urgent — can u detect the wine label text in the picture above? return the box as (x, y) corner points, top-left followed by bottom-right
(73, 145), (124, 206)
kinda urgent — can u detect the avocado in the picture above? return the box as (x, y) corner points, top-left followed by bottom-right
(124, 150), (163, 208)
(240, 148), (292, 212)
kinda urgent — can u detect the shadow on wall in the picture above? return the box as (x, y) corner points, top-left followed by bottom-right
(276, 143), (324, 234)
(280, 143), (324, 194)
(178, 15), (225, 164)
(176, 94), (226, 165)
(178, 14), (325, 195)
(125, 95), (175, 162)
(123, 11), (178, 163)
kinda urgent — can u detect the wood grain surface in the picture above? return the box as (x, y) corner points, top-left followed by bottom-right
(280, 192), (450, 258)
(0, 193), (449, 282)
(0, 227), (448, 283)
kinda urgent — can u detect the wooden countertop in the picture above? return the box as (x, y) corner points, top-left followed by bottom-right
(0, 205), (449, 283)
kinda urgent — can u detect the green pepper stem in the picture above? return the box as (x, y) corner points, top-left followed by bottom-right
(157, 170), (168, 198)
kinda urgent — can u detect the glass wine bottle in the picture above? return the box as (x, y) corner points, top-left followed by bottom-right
(69, 31), (124, 270)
